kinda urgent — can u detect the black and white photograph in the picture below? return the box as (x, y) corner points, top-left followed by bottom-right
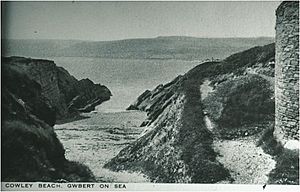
(1, 0), (299, 191)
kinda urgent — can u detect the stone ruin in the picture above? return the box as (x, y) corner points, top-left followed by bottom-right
(274, 1), (299, 149)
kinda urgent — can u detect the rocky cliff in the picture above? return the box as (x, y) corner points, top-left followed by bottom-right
(2, 56), (112, 125)
(105, 43), (276, 183)
(1, 56), (111, 181)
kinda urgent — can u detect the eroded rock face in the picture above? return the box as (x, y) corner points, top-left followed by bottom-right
(1, 80), (95, 182)
(106, 43), (275, 183)
(1, 56), (111, 181)
(68, 78), (111, 113)
(2, 56), (112, 124)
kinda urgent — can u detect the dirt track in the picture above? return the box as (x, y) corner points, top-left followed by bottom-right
(214, 135), (276, 184)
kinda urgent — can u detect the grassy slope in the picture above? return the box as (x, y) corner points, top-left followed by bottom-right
(183, 42), (298, 185)
(257, 126), (299, 184)
(268, 149), (299, 184)
(179, 65), (231, 183)
(106, 43), (276, 183)
(203, 75), (275, 139)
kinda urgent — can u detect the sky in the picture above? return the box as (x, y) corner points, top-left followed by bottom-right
(2, 1), (281, 41)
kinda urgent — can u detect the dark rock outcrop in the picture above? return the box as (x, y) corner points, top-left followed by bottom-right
(1, 56), (111, 181)
(105, 43), (275, 183)
(2, 56), (112, 125)
(2, 88), (95, 181)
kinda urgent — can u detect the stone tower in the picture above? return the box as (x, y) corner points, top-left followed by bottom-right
(274, 1), (299, 149)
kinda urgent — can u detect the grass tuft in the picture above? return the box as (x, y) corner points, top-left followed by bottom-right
(257, 124), (299, 185)
(268, 149), (299, 185)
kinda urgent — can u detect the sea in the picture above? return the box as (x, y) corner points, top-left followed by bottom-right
(50, 57), (199, 112)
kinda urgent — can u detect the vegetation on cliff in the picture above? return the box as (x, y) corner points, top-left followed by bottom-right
(106, 43), (276, 183)
(2, 56), (112, 124)
(2, 87), (95, 181)
(1, 56), (111, 181)
(257, 126), (299, 184)
(203, 75), (274, 139)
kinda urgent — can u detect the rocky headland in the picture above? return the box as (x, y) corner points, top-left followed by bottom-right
(1, 56), (112, 181)
(105, 43), (278, 183)
(2, 56), (112, 125)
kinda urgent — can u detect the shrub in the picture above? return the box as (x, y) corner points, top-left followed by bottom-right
(257, 124), (299, 185)
(268, 149), (299, 185)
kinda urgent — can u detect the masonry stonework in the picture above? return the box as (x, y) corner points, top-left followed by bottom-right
(274, 1), (299, 148)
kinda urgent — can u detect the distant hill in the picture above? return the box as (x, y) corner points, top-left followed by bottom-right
(2, 36), (274, 60)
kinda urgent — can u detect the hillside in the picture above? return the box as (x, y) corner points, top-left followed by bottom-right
(2, 36), (274, 60)
(105, 43), (276, 183)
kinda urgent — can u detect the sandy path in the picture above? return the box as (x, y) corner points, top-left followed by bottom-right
(200, 79), (276, 184)
(200, 79), (216, 132)
(200, 79), (214, 100)
(213, 136), (276, 184)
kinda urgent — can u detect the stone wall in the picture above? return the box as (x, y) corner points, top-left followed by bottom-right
(274, 1), (299, 148)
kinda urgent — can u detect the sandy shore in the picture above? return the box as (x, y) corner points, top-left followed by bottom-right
(54, 110), (150, 182)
